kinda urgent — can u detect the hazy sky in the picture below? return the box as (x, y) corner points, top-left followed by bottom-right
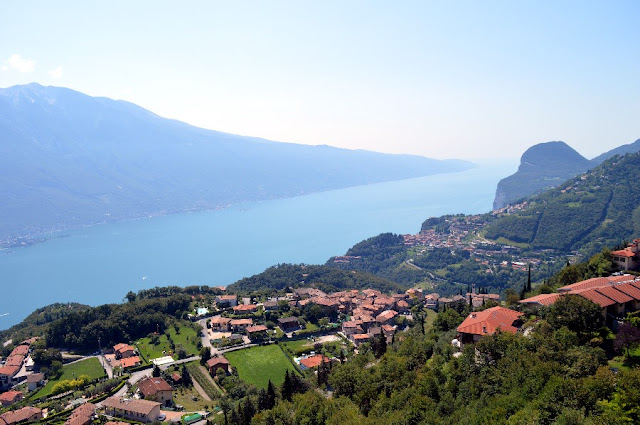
(1, 1), (638, 160)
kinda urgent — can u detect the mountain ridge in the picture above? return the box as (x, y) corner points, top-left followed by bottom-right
(0, 83), (472, 242)
(493, 139), (640, 209)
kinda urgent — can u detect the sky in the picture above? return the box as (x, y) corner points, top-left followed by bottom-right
(1, 1), (639, 160)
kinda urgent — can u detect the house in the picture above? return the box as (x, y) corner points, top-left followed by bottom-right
(102, 397), (161, 423)
(278, 316), (300, 331)
(216, 295), (238, 308)
(0, 407), (43, 425)
(0, 365), (21, 391)
(233, 304), (259, 314)
(263, 300), (279, 311)
(207, 357), (230, 375)
(9, 345), (29, 357)
(230, 318), (253, 332)
(456, 306), (524, 346)
(26, 373), (45, 392)
(375, 310), (398, 326)
(299, 355), (331, 370)
(246, 325), (268, 341)
(210, 316), (232, 332)
(137, 376), (173, 406)
(64, 403), (96, 425)
(351, 333), (371, 347)
(381, 324), (396, 343)
(120, 356), (141, 369)
(170, 373), (182, 385)
(0, 391), (23, 406)
(611, 239), (640, 270)
(341, 320), (363, 336)
(113, 343), (136, 359)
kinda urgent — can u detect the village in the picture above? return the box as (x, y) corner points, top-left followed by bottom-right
(3, 236), (640, 425)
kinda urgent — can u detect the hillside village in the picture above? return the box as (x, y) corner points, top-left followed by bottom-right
(3, 255), (640, 424)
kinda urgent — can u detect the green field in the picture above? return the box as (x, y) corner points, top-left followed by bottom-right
(136, 322), (200, 361)
(283, 339), (312, 352)
(35, 357), (106, 398)
(225, 345), (298, 388)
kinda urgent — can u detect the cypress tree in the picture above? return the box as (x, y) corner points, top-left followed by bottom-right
(266, 380), (276, 409)
(281, 370), (293, 401)
(527, 264), (532, 292)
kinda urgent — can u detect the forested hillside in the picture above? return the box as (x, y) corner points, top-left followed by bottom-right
(226, 264), (404, 294)
(486, 152), (640, 254)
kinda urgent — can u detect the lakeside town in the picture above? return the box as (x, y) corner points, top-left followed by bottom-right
(3, 231), (640, 425)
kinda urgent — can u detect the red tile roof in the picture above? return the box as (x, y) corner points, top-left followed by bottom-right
(137, 377), (172, 398)
(0, 365), (20, 377)
(9, 345), (29, 357)
(570, 289), (616, 307)
(120, 356), (141, 368)
(596, 286), (634, 304)
(64, 403), (96, 425)
(457, 306), (523, 336)
(299, 355), (330, 369)
(611, 249), (636, 258)
(246, 325), (268, 333)
(207, 357), (230, 368)
(616, 282), (640, 299)
(558, 277), (612, 292)
(0, 407), (42, 425)
(519, 293), (564, 306)
(376, 310), (398, 323)
(0, 391), (23, 405)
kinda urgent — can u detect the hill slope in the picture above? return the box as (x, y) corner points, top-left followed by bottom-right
(493, 139), (640, 209)
(486, 152), (640, 254)
(0, 83), (471, 241)
(492, 141), (592, 209)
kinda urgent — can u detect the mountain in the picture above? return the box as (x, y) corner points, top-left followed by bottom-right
(493, 139), (640, 209)
(492, 141), (592, 210)
(0, 83), (472, 241)
(591, 138), (640, 164)
(486, 151), (640, 254)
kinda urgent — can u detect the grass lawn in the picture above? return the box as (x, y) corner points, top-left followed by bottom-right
(136, 322), (200, 361)
(424, 309), (437, 330)
(304, 322), (319, 331)
(173, 385), (216, 412)
(283, 339), (312, 352)
(608, 347), (640, 371)
(35, 357), (106, 398)
(225, 345), (298, 388)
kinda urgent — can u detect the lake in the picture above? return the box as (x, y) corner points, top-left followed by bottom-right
(0, 159), (516, 330)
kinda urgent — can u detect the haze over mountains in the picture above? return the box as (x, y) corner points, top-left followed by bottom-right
(493, 139), (640, 209)
(0, 83), (472, 242)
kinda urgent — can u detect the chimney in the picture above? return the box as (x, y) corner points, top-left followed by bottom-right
(482, 326), (487, 333)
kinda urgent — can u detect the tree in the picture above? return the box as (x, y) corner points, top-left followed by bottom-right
(281, 370), (293, 401)
(180, 365), (191, 385)
(200, 346), (211, 365)
(125, 291), (137, 303)
(614, 323), (640, 356)
(220, 396), (232, 425)
(266, 380), (276, 409)
(544, 295), (605, 341)
(152, 364), (161, 377)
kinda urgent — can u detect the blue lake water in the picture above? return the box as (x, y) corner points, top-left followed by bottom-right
(0, 159), (516, 330)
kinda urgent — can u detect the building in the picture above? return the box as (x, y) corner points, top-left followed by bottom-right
(456, 306), (524, 346)
(232, 304), (259, 314)
(210, 316), (232, 332)
(207, 357), (230, 375)
(0, 365), (21, 391)
(299, 355), (331, 370)
(216, 295), (238, 308)
(611, 240), (640, 270)
(26, 373), (45, 392)
(0, 391), (23, 406)
(120, 356), (141, 369)
(246, 325), (268, 341)
(137, 377), (173, 406)
(277, 316), (300, 331)
(64, 403), (96, 425)
(230, 318), (253, 332)
(113, 343), (136, 359)
(102, 397), (161, 423)
(0, 407), (43, 425)
(375, 310), (398, 326)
